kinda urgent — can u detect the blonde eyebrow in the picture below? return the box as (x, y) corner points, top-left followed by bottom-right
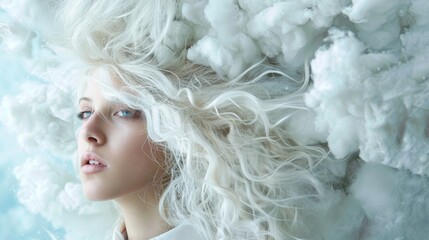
(79, 97), (92, 102)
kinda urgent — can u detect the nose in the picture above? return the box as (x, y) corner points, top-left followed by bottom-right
(80, 113), (106, 147)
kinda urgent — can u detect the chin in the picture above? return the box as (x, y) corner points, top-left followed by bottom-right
(83, 192), (106, 201)
(82, 186), (113, 201)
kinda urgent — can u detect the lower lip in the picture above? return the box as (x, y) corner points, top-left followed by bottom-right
(81, 164), (107, 174)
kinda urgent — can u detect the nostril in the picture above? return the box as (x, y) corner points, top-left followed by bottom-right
(80, 117), (106, 145)
(88, 136), (98, 142)
(85, 132), (106, 145)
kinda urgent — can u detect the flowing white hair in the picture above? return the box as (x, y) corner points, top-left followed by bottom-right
(61, 0), (327, 239)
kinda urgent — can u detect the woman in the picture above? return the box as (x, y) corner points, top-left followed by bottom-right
(65, 0), (326, 239)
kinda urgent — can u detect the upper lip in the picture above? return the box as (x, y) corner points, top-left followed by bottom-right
(80, 152), (107, 167)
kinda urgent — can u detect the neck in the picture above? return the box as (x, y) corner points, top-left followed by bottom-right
(115, 189), (168, 240)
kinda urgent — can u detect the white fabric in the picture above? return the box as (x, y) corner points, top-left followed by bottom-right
(152, 223), (203, 240)
(113, 222), (203, 240)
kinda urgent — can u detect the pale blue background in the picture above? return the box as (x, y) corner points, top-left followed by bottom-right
(0, 49), (64, 239)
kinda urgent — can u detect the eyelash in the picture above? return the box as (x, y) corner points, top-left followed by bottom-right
(77, 109), (142, 120)
(77, 111), (93, 120)
(115, 109), (142, 119)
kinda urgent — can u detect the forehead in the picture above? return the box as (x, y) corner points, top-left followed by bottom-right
(78, 67), (125, 105)
(90, 66), (123, 88)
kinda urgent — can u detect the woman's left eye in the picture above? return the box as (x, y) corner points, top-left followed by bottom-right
(115, 109), (141, 119)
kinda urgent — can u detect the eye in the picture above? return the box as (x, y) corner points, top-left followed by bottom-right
(115, 109), (141, 119)
(77, 111), (93, 120)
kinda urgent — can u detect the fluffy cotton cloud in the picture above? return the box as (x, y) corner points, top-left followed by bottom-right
(184, 0), (263, 79)
(0, 0), (59, 38)
(304, 191), (365, 240)
(304, 29), (397, 159)
(183, 0), (350, 78)
(0, 81), (76, 156)
(305, 15), (429, 175)
(246, 0), (347, 68)
(343, 0), (410, 49)
(351, 163), (429, 239)
(14, 156), (118, 240)
(0, 0), (60, 75)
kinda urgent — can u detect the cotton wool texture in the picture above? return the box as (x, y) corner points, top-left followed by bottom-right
(0, 0), (429, 239)
(305, 0), (429, 175)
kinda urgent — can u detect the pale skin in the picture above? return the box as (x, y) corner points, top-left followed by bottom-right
(77, 68), (169, 240)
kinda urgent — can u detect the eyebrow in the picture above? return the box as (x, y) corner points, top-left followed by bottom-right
(79, 97), (92, 103)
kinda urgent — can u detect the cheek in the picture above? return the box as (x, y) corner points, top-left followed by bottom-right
(119, 139), (164, 179)
(106, 142), (165, 197)
(128, 139), (160, 169)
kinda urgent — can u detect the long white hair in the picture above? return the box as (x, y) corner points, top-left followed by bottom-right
(60, 0), (328, 239)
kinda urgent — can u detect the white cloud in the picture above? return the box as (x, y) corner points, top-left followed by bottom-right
(1, 0), (429, 239)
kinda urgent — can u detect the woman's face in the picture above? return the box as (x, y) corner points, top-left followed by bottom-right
(77, 69), (165, 201)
